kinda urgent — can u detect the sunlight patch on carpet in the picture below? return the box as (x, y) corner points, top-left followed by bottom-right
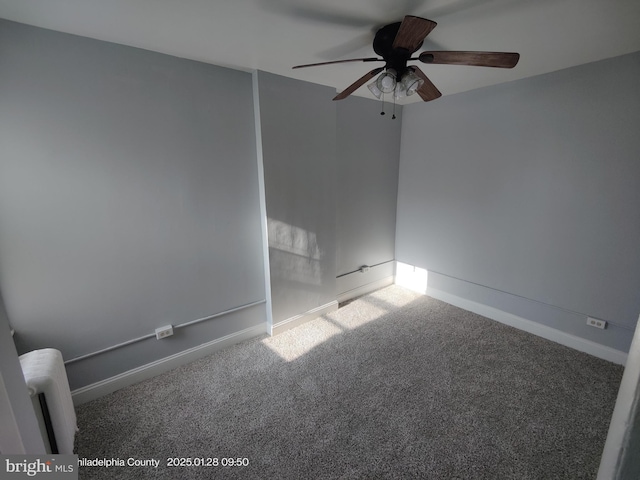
(369, 283), (423, 307)
(325, 301), (389, 330)
(263, 317), (343, 361)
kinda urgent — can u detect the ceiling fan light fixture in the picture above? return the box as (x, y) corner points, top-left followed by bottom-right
(394, 81), (407, 100)
(376, 69), (397, 94)
(367, 80), (383, 99)
(401, 70), (424, 97)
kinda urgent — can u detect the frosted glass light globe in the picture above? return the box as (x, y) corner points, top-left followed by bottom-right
(376, 69), (397, 94)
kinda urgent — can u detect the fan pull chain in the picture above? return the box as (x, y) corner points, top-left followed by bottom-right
(392, 95), (397, 120)
(380, 93), (385, 115)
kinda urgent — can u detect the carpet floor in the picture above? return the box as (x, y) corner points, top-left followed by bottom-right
(75, 285), (623, 479)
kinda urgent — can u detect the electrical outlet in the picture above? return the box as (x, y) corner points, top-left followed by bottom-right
(587, 317), (607, 330)
(155, 325), (174, 339)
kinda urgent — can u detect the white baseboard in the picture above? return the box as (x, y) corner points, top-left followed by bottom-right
(337, 276), (395, 304)
(427, 287), (628, 366)
(71, 324), (267, 406)
(272, 301), (338, 336)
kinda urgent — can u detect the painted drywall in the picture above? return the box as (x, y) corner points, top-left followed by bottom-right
(0, 292), (45, 453)
(618, 398), (640, 479)
(396, 52), (640, 350)
(335, 96), (401, 279)
(426, 271), (633, 353)
(0, 20), (266, 387)
(256, 71), (337, 325)
(598, 318), (640, 479)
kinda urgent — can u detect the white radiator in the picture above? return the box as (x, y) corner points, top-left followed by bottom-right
(19, 348), (78, 454)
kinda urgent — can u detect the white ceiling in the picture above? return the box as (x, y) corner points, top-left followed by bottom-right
(1, 0), (639, 104)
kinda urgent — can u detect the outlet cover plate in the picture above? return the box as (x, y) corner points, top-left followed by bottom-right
(587, 317), (607, 330)
(155, 325), (174, 339)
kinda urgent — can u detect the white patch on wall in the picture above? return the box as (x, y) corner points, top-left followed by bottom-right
(395, 262), (428, 294)
(268, 218), (322, 286)
(268, 219), (320, 260)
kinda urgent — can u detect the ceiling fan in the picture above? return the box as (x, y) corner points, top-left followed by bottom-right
(293, 15), (520, 103)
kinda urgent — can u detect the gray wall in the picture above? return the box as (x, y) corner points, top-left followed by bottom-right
(597, 317), (640, 479)
(0, 20), (267, 388)
(256, 71), (337, 324)
(396, 52), (640, 351)
(618, 390), (640, 479)
(336, 97), (401, 277)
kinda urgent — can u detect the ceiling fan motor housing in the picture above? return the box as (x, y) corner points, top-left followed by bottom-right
(373, 22), (421, 76)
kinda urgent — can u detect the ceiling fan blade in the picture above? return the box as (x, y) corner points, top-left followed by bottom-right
(410, 67), (442, 102)
(419, 51), (520, 68)
(333, 67), (385, 101)
(293, 57), (383, 69)
(392, 16), (437, 52)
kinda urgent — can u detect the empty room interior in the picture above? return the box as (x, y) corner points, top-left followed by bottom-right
(1, 0), (639, 478)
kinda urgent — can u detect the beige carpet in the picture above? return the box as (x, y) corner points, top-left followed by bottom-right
(75, 285), (623, 479)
